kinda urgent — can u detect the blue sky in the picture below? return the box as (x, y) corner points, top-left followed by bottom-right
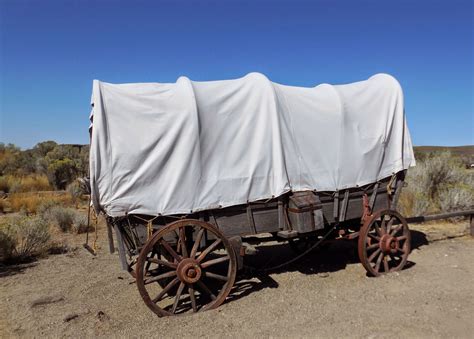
(0, 0), (472, 149)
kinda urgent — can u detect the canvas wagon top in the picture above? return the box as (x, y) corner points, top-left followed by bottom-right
(89, 73), (415, 217)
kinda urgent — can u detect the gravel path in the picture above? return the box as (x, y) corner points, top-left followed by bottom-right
(1, 223), (473, 338)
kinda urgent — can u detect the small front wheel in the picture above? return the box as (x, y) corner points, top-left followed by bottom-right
(136, 219), (237, 317)
(358, 209), (411, 277)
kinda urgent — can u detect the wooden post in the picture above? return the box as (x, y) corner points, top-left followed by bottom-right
(106, 222), (115, 254)
(114, 224), (129, 271)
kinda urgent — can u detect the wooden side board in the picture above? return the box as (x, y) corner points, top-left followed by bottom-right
(210, 174), (398, 238)
(111, 171), (406, 257)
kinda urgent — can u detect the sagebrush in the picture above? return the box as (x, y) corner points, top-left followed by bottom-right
(0, 215), (51, 262)
(41, 205), (91, 233)
(399, 151), (474, 217)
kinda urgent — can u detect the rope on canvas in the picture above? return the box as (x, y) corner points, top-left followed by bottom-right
(387, 173), (397, 196)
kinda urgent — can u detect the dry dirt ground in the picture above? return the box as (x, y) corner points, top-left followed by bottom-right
(1, 221), (473, 338)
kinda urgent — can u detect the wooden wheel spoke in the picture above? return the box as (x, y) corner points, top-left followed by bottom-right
(179, 227), (189, 258)
(190, 227), (205, 259)
(396, 235), (407, 242)
(386, 217), (395, 234)
(188, 284), (198, 312)
(196, 280), (216, 300)
(367, 243), (379, 251)
(379, 219), (386, 235)
(204, 271), (228, 282)
(145, 250), (156, 271)
(201, 256), (230, 269)
(171, 282), (186, 314)
(368, 233), (380, 241)
(144, 270), (177, 285)
(197, 238), (222, 263)
(146, 257), (177, 269)
(160, 239), (182, 262)
(397, 247), (407, 255)
(383, 255), (389, 272)
(152, 277), (180, 303)
(390, 224), (403, 236)
(368, 248), (381, 262)
(374, 252), (384, 272)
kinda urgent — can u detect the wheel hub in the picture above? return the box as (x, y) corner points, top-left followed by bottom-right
(177, 258), (202, 284)
(380, 234), (398, 254)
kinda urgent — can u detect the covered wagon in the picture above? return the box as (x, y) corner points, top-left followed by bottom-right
(89, 72), (415, 316)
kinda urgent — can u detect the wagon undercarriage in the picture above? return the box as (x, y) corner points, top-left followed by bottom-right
(105, 171), (411, 316)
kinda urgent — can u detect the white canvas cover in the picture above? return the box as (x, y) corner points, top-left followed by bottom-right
(89, 73), (415, 217)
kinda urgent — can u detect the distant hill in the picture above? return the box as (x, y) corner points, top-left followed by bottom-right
(414, 145), (474, 165)
(414, 145), (473, 157)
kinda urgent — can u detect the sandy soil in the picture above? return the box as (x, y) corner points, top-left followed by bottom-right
(1, 221), (473, 338)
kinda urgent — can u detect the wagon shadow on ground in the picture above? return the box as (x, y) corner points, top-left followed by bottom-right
(226, 230), (428, 303)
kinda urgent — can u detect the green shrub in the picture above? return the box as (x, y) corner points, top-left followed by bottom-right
(398, 189), (431, 217)
(44, 206), (76, 232)
(0, 215), (50, 262)
(438, 184), (474, 214)
(0, 176), (8, 192)
(47, 158), (77, 190)
(72, 213), (93, 234)
(37, 198), (61, 217)
(0, 227), (16, 262)
(0, 175), (18, 193)
(66, 180), (85, 206)
(400, 151), (474, 216)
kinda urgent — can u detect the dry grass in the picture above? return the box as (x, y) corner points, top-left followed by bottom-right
(8, 192), (73, 214)
(0, 174), (52, 193)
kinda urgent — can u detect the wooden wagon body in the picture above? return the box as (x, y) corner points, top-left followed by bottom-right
(105, 170), (410, 317)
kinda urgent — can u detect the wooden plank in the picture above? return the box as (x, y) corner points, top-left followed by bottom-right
(339, 190), (350, 222)
(369, 182), (379, 211)
(390, 178), (403, 209)
(278, 199), (286, 230)
(246, 205), (257, 234)
(333, 191), (339, 221)
(106, 221), (115, 254)
(252, 209), (280, 234)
